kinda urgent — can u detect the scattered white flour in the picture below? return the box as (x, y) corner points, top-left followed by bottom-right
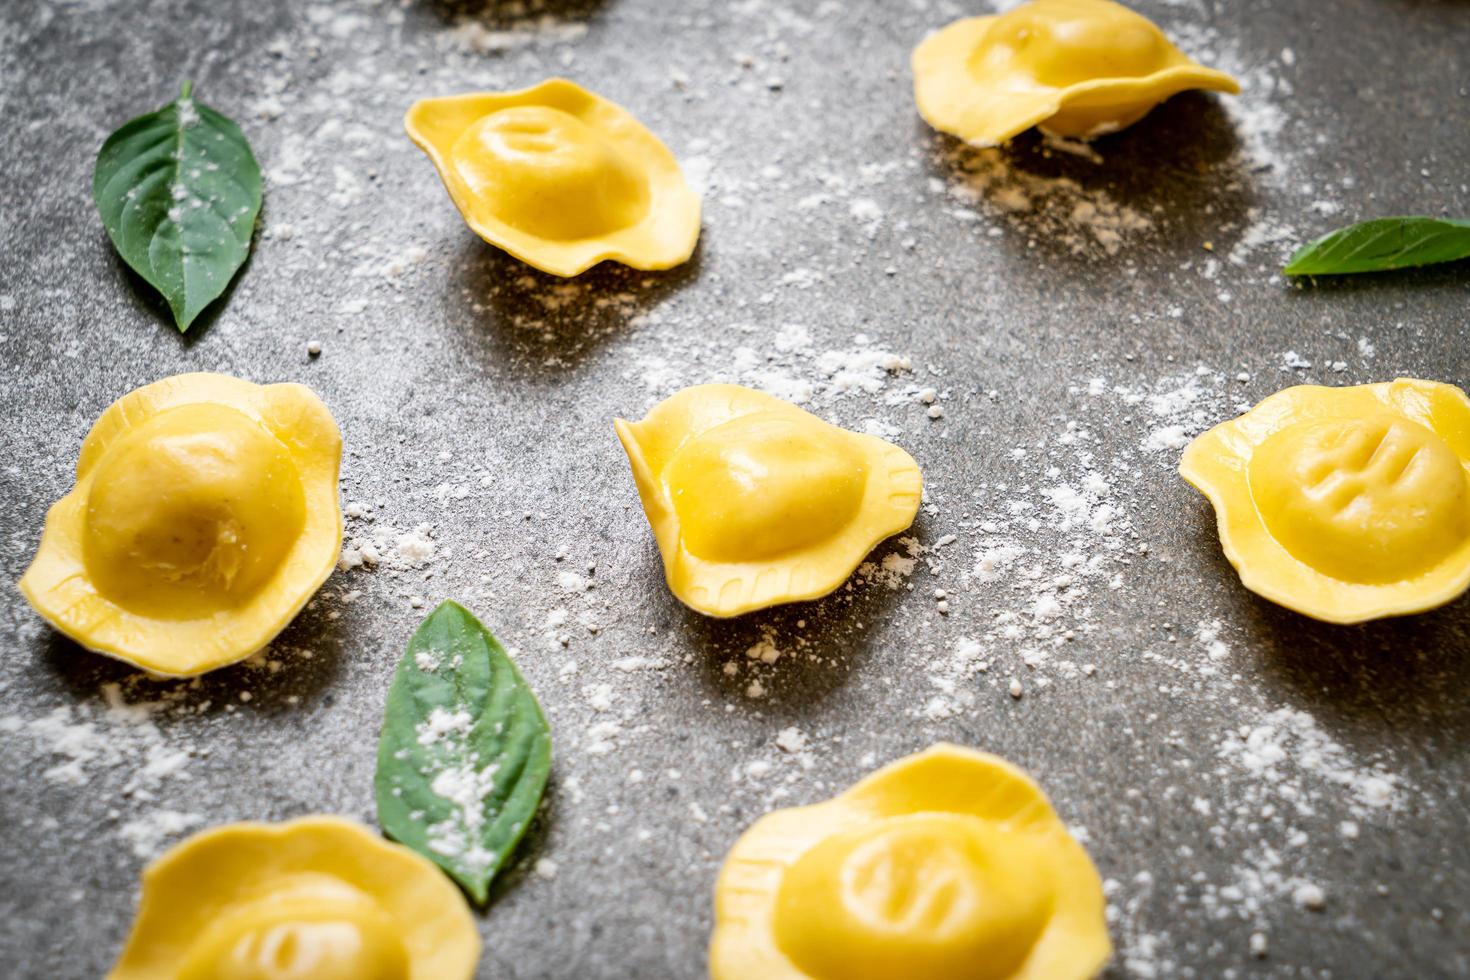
(1217, 707), (1400, 817)
(819, 346), (913, 396)
(423, 760), (502, 875)
(1196, 621), (1231, 662)
(1142, 424), (1190, 452)
(557, 571), (589, 595)
(775, 727), (807, 754)
(723, 332), (912, 406)
(856, 537), (922, 590)
(583, 684), (615, 713)
(1, 683), (199, 858)
(973, 545), (1023, 583)
(933, 147), (1153, 256)
(118, 810), (203, 859)
(1292, 882), (1327, 911)
(1099, 365), (1232, 456)
(444, 15), (588, 54)
(340, 521), (439, 572)
(417, 707), (474, 747)
(584, 720), (623, 756)
(396, 526), (436, 565)
(1228, 206), (1299, 268)
(2, 684), (191, 795)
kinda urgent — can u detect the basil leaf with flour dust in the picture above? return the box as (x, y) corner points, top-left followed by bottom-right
(92, 81), (263, 331)
(375, 601), (552, 903)
(1284, 216), (1470, 276)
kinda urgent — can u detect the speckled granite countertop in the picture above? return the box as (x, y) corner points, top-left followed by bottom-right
(1, 0), (1467, 977)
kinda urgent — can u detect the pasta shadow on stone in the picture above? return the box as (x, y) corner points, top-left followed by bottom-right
(670, 521), (932, 711)
(1282, 258), (1470, 295)
(416, 0), (612, 24)
(1187, 502), (1470, 743)
(923, 92), (1254, 267)
(1243, 596), (1470, 747)
(35, 592), (348, 717)
(443, 236), (704, 381)
(481, 772), (560, 907)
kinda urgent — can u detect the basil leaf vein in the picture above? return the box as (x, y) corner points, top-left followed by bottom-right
(1284, 216), (1470, 276)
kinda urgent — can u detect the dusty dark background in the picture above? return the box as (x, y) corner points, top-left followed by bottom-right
(1, 0), (1467, 977)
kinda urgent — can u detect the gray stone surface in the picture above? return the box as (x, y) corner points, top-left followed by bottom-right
(1, 0), (1468, 977)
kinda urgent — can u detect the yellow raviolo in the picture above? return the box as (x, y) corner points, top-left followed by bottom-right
(1180, 379), (1470, 623)
(710, 744), (1112, 980)
(615, 384), (922, 617)
(18, 373), (342, 676)
(108, 816), (480, 980)
(913, 0), (1240, 145)
(406, 78), (701, 277)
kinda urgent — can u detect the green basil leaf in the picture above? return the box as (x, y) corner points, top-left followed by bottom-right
(375, 600), (552, 903)
(92, 81), (263, 331)
(1284, 216), (1470, 276)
